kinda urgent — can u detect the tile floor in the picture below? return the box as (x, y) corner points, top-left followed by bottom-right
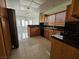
(9, 36), (51, 59)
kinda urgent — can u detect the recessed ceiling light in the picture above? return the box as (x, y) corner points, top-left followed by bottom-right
(27, 7), (30, 9)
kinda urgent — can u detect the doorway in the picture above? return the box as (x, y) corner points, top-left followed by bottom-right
(16, 19), (33, 41)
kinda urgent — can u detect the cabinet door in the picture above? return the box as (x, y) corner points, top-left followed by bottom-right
(1, 17), (12, 57)
(44, 28), (49, 39)
(30, 27), (40, 37)
(49, 30), (54, 40)
(0, 18), (7, 59)
(62, 43), (79, 59)
(40, 14), (46, 23)
(50, 38), (79, 59)
(66, 5), (77, 22)
(34, 27), (40, 35)
(72, 0), (79, 18)
(0, 0), (7, 17)
(50, 39), (63, 59)
(30, 28), (34, 37)
(0, 0), (1, 15)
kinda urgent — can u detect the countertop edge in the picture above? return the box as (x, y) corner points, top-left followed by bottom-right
(51, 36), (79, 49)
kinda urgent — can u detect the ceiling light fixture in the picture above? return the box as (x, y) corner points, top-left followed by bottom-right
(27, 0), (33, 9)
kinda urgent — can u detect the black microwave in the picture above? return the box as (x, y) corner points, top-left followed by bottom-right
(64, 21), (79, 38)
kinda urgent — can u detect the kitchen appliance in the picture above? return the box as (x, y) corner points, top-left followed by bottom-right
(40, 23), (44, 36)
(7, 8), (19, 49)
(64, 21), (79, 42)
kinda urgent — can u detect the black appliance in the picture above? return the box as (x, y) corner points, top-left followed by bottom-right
(7, 8), (19, 49)
(40, 23), (44, 36)
(64, 21), (79, 43)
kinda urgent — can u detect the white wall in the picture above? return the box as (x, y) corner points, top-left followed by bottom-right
(19, 8), (40, 25)
(6, 0), (40, 25)
(16, 10), (39, 25)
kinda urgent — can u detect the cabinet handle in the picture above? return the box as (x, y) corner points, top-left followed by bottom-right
(0, 16), (1, 22)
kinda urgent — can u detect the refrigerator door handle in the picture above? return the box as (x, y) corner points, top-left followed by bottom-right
(0, 16), (1, 23)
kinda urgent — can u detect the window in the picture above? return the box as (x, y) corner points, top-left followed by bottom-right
(29, 20), (33, 25)
(25, 21), (28, 26)
(16, 19), (21, 26)
(47, 15), (55, 26)
(22, 20), (25, 26)
(22, 33), (26, 39)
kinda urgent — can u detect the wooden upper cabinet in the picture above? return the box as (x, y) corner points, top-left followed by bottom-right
(72, 0), (79, 18)
(40, 14), (46, 23)
(47, 15), (55, 26)
(66, 5), (77, 22)
(55, 11), (66, 26)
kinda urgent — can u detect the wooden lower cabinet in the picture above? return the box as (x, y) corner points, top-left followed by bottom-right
(44, 28), (49, 39)
(50, 39), (63, 59)
(44, 28), (54, 40)
(50, 38), (79, 59)
(29, 27), (40, 37)
(62, 44), (79, 59)
(49, 30), (54, 40)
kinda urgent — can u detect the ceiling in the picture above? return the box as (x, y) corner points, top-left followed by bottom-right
(39, 0), (71, 13)
(6, 0), (71, 16)
(20, 0), (46, 9)
(6, 0), (46, 16)
(43, 0), (72, 14)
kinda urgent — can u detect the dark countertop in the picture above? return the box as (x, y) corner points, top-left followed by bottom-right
(51, 34), (79, 49)
(28, 25), (64, 31)
(44, 27), (64, 30)
(28, 25), (40, 27)
(44, 26), (64, 30)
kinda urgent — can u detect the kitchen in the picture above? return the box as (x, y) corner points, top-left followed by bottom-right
(28, 0), (79, 59)
(0, 0), (79, 59)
